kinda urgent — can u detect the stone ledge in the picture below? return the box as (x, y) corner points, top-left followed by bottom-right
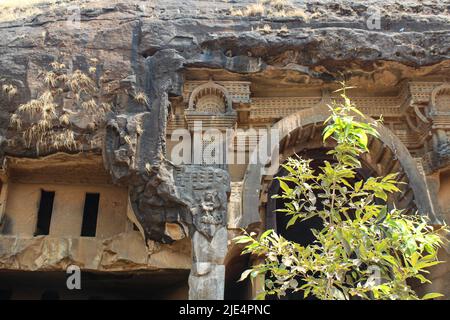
(0, 232), (191, 272)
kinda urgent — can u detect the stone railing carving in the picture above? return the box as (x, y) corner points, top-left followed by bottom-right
(248, 92), (404, 120)
(183, 80), (251, 104)
(409, 81), (445, 104)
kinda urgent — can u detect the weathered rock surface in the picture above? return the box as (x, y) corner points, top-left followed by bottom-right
(0, 231), (191, 271)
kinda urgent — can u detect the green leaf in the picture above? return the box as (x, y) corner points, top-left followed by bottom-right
(354, 180), (363, 193)
(302, 211), (319, 222)
(410, 252), (419, 267)
(356, 131), (368, 148)
(415, 274), (431, 284)
(234, 236), (253, 244)
(279, 180), (292, 194)
(255, 292), (267, 300)
(350, 106), (364, 117)
(323, 126), (336, 142)
(260, 229), (273, 240)
(416, 260), (441, 270)
(238, 269), (253, 282)
(422, 292), (444, 300)
(286, 215), (299, 228)
(304, 287), (311, 299)
(382, 254), (398, 267)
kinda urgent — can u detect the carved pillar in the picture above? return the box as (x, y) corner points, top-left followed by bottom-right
(104, 52), (233, 299)
(172, 165), (230, 300)
(189, 227), (227, 299)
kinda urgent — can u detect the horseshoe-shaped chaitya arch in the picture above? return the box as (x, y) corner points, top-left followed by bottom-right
(187, 81), (234, 114)
(241, 105), (442, 231)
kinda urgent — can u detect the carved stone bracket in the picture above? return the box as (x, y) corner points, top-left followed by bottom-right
(173, 165), (230, 239)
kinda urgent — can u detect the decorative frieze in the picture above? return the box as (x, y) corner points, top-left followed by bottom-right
(250, 97), (323, 120)
(247, 81), (447, 121)
(250, 95), (408, 120)
(183, 80), (251, 104)
(174, 79), (450, 173)
(249, 94), (405, 120)
(409, 82), (444, 104)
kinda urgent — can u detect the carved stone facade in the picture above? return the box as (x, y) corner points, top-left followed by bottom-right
(0, 0), (449, 300)
(2, 68), (450, 301)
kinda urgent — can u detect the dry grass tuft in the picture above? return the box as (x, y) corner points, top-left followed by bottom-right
(134, 90), (150, 106)
(2, 84), (18, 100)
(230, 0), (309, 20)
(0, 0), (60, 23)
(246, 3), (265, 16)
(59, 113), (70, 126)
(9, 59), (113, 154)
(231, 2), (265, 17)
(270, 0), (289, 11)
(10, 113), (22, 130)
(257, 24), (273, 34)
(285, 8), (309, 20)
(279, 24), (289, 34)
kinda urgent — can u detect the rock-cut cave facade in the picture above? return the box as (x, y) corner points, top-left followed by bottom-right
(0, 0), (449, 300)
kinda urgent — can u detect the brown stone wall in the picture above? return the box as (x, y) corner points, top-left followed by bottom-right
(0, 155), (192, 273)
(3, 182), (128, 238)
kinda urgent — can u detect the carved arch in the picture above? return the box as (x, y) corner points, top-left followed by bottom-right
(240, 105), (440, 229)
(430, 83), (450, 112)
(188, 81), (233, 113)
